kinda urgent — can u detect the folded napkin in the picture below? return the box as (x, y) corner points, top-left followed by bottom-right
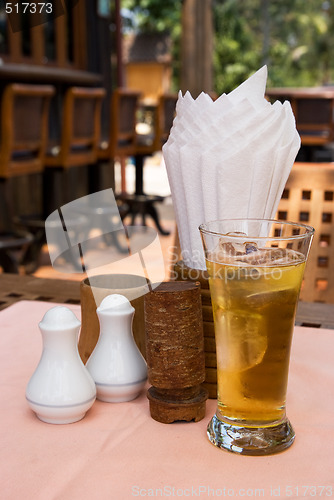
(162, 66), (300, 270)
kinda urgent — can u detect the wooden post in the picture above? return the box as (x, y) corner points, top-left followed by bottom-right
(114, 0), (127, 193)
(181, 0), (213, 98)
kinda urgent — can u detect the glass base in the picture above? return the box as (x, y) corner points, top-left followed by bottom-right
(207, 413), (295, 456)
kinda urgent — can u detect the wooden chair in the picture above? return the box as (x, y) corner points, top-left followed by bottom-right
(16, 86), (105, 272)
(43, 87), (106, 218)
(99, 88), (170, 235)
(99, 88), (158, 171)
(44, 86), (106, 213)
(292, 96), (334, 147)
(266, 90), (334, 161)
(0, 83), (55, 178)
(276, 162), (334, 303)
(45, 87), (106, 170)
(0, 83), (55, 272)
(153, 92), (178, 150)
(99, 88), (143, 162)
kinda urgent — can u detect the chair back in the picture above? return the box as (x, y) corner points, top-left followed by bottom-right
(293, 96), (334, 146)
(0, 83), (55, 178)
(54, 87), (106, 168)
(109, 88), (142, 158)
(154, 93), (178, 149)
(277, 162), (334, 302)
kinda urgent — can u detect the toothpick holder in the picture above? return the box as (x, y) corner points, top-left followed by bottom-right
(144, 281), (208, 423)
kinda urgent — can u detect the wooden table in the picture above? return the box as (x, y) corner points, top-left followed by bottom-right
(0, 273), (81, 311)
(1, 273), (334, 328)
(1, 300), (334, 499)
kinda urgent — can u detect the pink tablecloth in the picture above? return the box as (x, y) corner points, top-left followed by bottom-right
(0, 301), (334, 500)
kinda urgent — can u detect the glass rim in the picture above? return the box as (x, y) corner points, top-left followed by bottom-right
(198, 218), (315, 241)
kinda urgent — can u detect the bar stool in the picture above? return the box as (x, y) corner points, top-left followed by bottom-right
(16, 86), (106, 272)
(99, 88), (170, 235)
(154, 92), (178, 150)
(0, 83), (55, 273)
(44, 86), (106, 214)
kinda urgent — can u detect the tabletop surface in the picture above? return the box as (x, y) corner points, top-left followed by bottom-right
(0, 300), (333, 500)
(0, 273), (81, 311)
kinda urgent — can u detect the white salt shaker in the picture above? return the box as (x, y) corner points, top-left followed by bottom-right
(26, 306), (96, 424)
(86, 294), (147, 402)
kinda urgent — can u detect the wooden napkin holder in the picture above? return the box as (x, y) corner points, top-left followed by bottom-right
(78, 274), (148, 364)
(145, 281), (208, 423)
(173, 261), (217, 399)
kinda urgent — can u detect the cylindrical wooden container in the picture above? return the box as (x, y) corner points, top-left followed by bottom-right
(145, 281), (208, 423)
(78, 274), (148, 364)
(173, 261), (217, 399)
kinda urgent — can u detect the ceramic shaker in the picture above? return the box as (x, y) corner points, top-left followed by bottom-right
(26, 306), (96, 424)
(86, 294), (147, 402)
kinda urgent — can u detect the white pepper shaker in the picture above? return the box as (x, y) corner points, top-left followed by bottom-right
(86, 294), (147, 402)
(26, 306), (96, 424)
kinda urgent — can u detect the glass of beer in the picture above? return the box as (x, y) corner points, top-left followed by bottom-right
(199, 219), (314, 455)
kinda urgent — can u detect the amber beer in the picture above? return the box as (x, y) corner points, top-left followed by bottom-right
(199, 219), (314, 455)
(206, 251), (305, 425)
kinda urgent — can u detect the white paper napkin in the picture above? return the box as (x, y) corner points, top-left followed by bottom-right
(163, 66), (300, 270)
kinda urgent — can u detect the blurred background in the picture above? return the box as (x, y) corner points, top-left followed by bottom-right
(1, 0), (334, 304)
(122, 0), (334, 93)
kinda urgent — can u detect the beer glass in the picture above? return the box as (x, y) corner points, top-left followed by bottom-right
(199, 219), (314, 455)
